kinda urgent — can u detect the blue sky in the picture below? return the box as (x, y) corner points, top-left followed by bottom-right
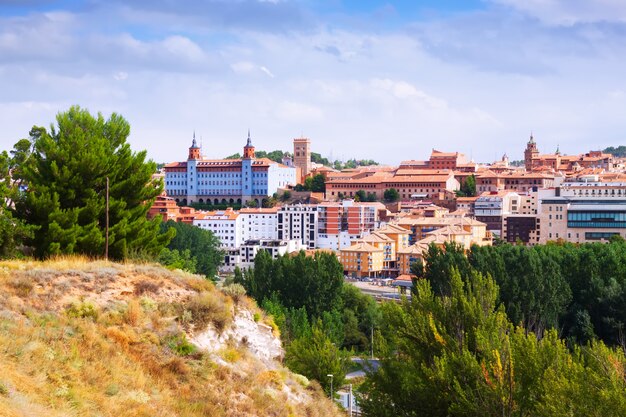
(1, 0), (626, 164)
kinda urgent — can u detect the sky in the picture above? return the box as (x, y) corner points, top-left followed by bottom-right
(1, 0), (626, 165)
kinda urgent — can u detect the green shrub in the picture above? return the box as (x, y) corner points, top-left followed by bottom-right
(66, 301), (98, 320)
(186, 292), (232, 333)
(165, 333), (196, 356)
(222, 283), (246, 303)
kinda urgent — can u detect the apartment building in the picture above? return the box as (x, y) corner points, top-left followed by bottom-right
(239, 207), (279, 241)
(239, 239), (304, 269)
(395, 216), (491, 247)
(193, 208), (241, 248)
(277, 204), (318, 249)
(538, 181), (626, 243)
(474, 191), (521, 238)
(339, 242), (384, 279)
(317, 200), (386, 250)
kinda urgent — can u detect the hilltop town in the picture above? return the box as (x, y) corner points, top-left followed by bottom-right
(151, 131), (626, 285)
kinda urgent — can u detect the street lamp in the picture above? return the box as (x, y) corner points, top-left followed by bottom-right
(327, 374), (334, 398)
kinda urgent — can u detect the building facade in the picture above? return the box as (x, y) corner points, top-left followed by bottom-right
(316, 200), (386, 250)
(164, 132), (297, 206)
(277, 204), (319, 249)
(538, 181), (626, 243)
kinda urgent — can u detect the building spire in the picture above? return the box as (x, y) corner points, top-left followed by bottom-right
(191, 130), (198, 148)
(246, 129), (252, 147)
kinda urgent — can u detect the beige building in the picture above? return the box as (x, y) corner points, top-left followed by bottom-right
(538, 181), (626, 243)
(340, 242), (384, 278)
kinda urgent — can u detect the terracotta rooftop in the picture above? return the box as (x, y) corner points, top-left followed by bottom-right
(341, 242), (383, 253)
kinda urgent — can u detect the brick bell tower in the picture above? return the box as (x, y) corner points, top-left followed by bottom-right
(524, 133), (539, 171)
(243, 129), (255, 159)
(188, 132), (201, 160)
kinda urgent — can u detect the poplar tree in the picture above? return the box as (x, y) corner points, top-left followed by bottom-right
(14, 106), (172, 259)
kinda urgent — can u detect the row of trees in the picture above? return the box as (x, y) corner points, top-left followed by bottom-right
(415, 241), (626, 347)
(359, 268), (626, 417)
(224, 149), (380, 171)
(339, 188), (399, 203)
(235, 250), (381, 391)
(0, 106), (173, 260)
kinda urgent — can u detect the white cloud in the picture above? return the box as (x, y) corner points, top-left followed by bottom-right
(2, 4), (626, 165)
(491, 0), (626, 25)
(114, 71), (128, 81)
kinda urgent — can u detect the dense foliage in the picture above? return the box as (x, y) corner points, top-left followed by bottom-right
(239, 250), (381, 390)
(226, 149), (379, 170)
(11, 106), (171, 260)
(417, 241), (626, 347)
(0, 147), (33, 257)
(294, 174), (326, 193)
(359, 268), (626, 417)
(383, 188), (399, 202)
(355, 190), (378, 202)
(160, 220), (223, 278)
(456, 174), (476, 197)
(604, 145), (626, 157)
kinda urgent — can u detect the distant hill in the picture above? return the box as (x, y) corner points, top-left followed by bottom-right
(0, 258), (342, 417)
(225, 150), (379, 169)
(603, 146), (626, 157)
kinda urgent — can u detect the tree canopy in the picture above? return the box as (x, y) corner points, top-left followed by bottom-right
(160, 220), (223, 278)
(359, 268), (626, 417)
(13, 106), (172, 259)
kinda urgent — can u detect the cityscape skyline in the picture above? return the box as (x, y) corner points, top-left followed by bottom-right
(1, 0), (626, 164)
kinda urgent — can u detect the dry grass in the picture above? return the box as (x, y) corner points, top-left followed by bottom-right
(0, 257), (343, 417)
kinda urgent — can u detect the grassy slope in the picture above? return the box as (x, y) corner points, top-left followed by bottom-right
(0, 258), (342, 417)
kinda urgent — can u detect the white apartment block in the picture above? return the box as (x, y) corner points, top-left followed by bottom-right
(239, 207), (279, 241)
(277, 204), (319, 249)
(239, 239), (304, 269)
(193, 208), (242, 248)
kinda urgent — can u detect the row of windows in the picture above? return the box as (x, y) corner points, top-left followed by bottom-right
(568, 221), (626, 229)
(567, 211), (626, 221)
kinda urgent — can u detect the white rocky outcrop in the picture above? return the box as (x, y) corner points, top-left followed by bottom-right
(191, 308), (283, 365)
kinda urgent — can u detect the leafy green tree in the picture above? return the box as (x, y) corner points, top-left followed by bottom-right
(383, 188), (399, 202)
(158, 248), (197, 273)
(246, 199), (258, 208)
(304, 176), (313, 191)
(14, 106), (171, 259)
(225, 152), (241, 159)
(280, 190), (291, 202)
(366, 192), (378, 202)
(286, 324), (351, 393)
(359, 268), (626, 417)
(355, 190), (367, 202)
(311, 174), (326, 193)
(460, 174), (476, 197)
(0, 149), (33, 258)
(160, 220), (223, 277)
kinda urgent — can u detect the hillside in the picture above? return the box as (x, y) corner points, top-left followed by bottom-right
(0, 258), (342, 417)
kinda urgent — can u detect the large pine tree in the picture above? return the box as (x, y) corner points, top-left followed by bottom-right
(14, 106), (172, 259)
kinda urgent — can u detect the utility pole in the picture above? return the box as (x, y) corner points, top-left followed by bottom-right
(105, 176), (109, 261)
(349, 383), (353, 416)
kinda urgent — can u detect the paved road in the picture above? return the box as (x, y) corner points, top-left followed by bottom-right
(346, 358), (381, 380)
